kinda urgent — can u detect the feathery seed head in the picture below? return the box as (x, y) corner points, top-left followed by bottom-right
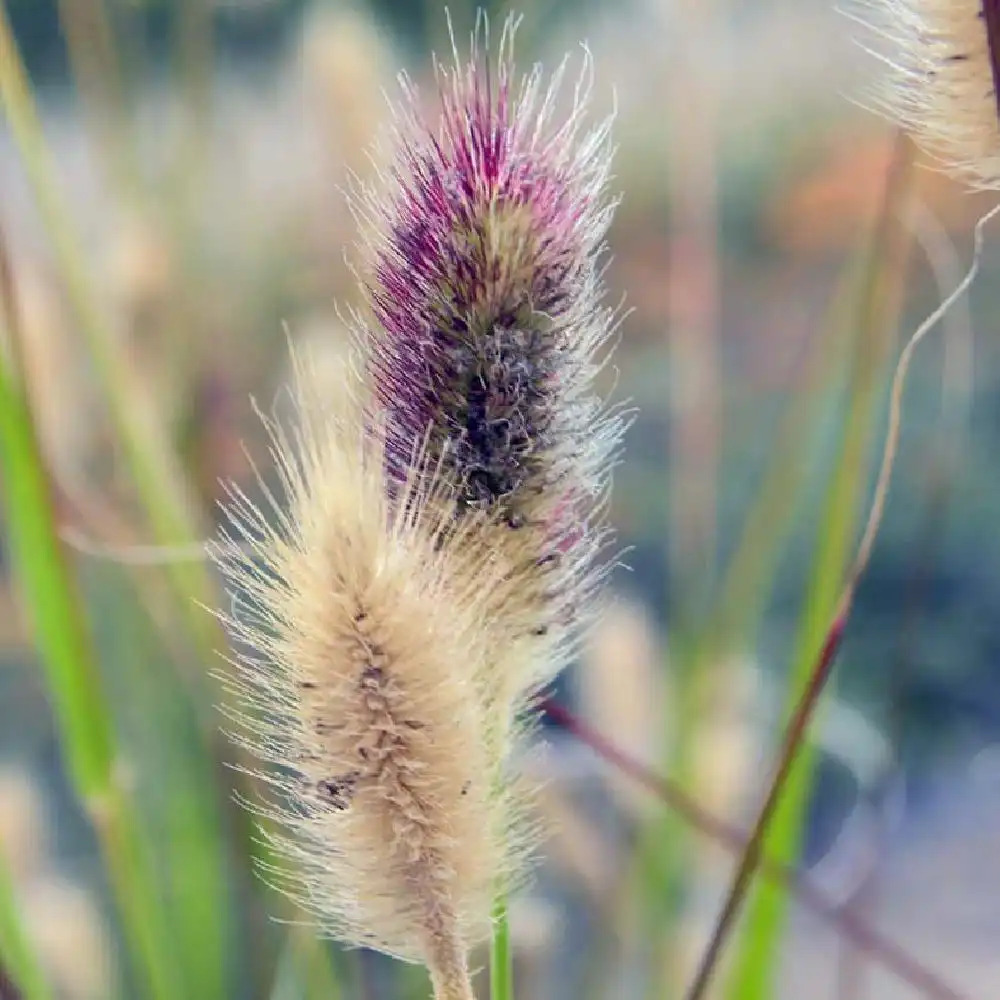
(211, 372), (528, 988)
(353, 15), (625, 695)
(856, 0), (1000, 188)
(357, 15), (620, 516)
(212, 17), (624, 992)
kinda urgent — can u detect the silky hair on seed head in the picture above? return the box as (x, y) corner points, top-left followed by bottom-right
(210, 14), (622, 997)
(348, 12), (627, 702)
(210, 355), (531, 999)
(850, 0), (1000, 188)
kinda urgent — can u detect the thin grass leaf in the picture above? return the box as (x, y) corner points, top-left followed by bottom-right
(0, 9), (233, 997)
(722, 143), (916, 1000)
(0, 245), (178, 1000)
(0, 851), (52, 1000)
(268, 927), (342, 1000)
(0, 0), (219, 657)
(90, 566), (233, 1000)
(543, 699), (965, 1000)
(630, 217), (864, 999)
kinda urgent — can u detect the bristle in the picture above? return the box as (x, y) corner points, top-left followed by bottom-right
(210, 364), (529, 982)
(211, 16), (624, 989)
(349, 14), (627, 699)
(854, 0), (1000, 187)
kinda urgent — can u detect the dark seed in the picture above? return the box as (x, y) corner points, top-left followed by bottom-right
(360, 664), (385, 690)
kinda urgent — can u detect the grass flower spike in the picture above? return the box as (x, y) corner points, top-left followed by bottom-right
(212, 19), (622, 999)
(212, 377), (526, 1000)
(353, 15), (625, 699)
(857, 0), (1000, 187)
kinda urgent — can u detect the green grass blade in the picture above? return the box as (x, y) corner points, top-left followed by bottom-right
(0, 299), (113, 799)
(269, 928), (342, 1000)
(631, 250), (860, 999)
(88, 566), (233, 1000)
(0, 10), (233, 997)
(0, 0), (219, 654)
(0, 852), (52, 1000)
(720, 378), (872, 1000)
(723, 146), (915, 1000)
(0, 251), (179, 1000)
(490, 894), (513, 1000)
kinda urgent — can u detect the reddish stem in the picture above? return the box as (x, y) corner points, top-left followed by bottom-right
(680, 608), (849, 1000)
(541, 692), (966, 1000)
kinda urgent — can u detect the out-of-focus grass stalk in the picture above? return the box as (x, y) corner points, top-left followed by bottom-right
(177, 0), (212, 131)
(0, 0), (218, 657)
(0, 237), (177, 1000)
(490, 897), (513, 1000)
(55, 0), (137, 195)
(0, 852), (52, 1000)
(722, 142), (916, 1000)
(638, 139), (915, 998)
(543, 700), (964, 1000)
(171, 0), (212, 247)
(665, 0), (722, 611)
(92, 564), (233, 1000)
(636, 216), (859, 999)
(646, 0), (724, 984)
(269, 928), (342, 1000)
(708, 272), (867, 648)
(0, 13), (232, 995)
(651, 262), (863, 991)
(659, 239), (868, 999)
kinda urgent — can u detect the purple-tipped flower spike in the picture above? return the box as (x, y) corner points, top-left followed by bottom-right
(352, 14), (625, 697)
(211, 17), (622, 997)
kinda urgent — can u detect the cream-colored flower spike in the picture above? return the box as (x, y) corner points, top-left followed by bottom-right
(210, 361), (526, 1000)
(856, 0), (1000, 187)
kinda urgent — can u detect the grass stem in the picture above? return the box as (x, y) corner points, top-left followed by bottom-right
(490, 893), (513, 1000)
(0, 851), (52, 1000)
(541, 699), (965, 1000)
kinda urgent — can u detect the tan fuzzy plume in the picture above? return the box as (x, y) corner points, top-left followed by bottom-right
(852, 0), (1000, 187)
(350, 13), (625, 707)
(210, 362), (528, 997)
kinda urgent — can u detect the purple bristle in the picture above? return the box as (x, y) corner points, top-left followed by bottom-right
(355, 14), (621, 528)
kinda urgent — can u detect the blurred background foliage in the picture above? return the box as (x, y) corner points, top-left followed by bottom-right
(3, 0), (1000, 998)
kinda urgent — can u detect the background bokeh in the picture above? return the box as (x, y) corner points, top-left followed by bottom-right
(3, 1), (1000, 998)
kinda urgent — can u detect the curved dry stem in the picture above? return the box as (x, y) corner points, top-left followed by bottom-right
(682, 201), (1000, 1000)
(905, 202), (973, 423)
(837, 200), (1000, 622)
